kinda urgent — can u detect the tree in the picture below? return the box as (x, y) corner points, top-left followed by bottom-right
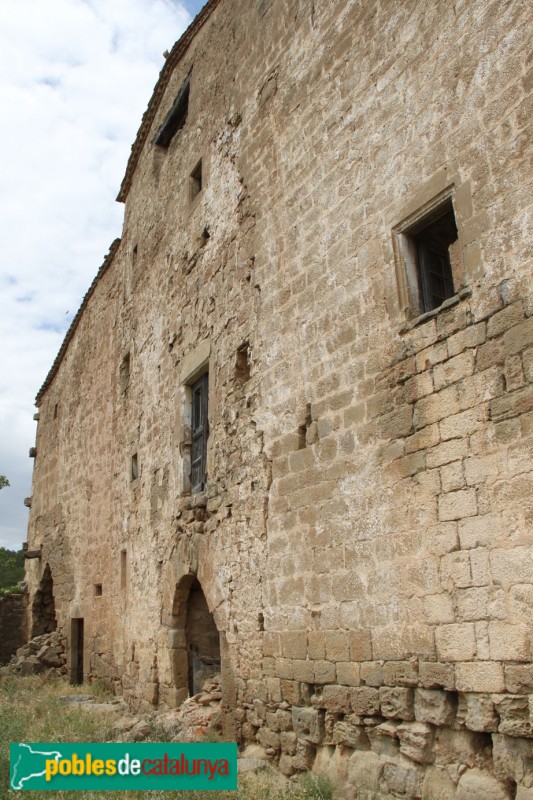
(0, 548), (24, 590)
(0, 476), (9, 490)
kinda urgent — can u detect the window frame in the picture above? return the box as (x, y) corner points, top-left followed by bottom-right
(392, 188), (465, 322)
(190, 372), (209, 493)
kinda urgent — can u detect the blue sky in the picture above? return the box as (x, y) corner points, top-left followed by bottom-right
(0, 0), (208, 549)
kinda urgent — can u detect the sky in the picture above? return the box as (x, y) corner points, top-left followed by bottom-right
(0, 0), (208, 550)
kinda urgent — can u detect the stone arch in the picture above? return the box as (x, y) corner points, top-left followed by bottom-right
(169, 574), (221, 702)
(31, 563), (57, 638)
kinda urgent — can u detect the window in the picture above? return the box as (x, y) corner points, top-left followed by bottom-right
(119, 352), (130, 393)
(94, 584), (102, 597)
(189, 159), (202, 203)
(120, 550), (127, 590)
(191, 373), (208, 492)
(393, 194), (463, 319)
(131, 453), (139, 481)
(153, 74), (190, 148)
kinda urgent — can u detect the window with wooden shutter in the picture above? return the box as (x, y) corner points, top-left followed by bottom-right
(191, 373), (208, 492)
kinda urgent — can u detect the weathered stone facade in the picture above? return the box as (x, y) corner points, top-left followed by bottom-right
(26, 0), (532, 795)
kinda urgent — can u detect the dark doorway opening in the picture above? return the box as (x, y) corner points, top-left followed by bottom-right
(170, 575), (220, 701)
(31, 563), (57, 638)
(70, 618), (84, 685)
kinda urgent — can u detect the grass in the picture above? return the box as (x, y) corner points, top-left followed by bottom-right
(1, 674), (333, 799)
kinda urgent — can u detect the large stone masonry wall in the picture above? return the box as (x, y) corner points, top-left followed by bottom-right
(24, 0), (531, 795)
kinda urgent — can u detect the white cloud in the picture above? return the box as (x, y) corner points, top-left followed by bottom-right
(0, 0), (197, 549)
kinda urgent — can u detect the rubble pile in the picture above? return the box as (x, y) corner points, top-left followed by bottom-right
(1, 630), (67, 677)
(113, 673), (223, 743)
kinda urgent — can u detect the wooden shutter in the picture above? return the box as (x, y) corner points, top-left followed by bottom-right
(191, 373), (208, 492)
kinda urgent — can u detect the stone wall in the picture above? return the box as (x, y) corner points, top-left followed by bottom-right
(25, 0), (532, 796)
(0, 592), (28, 665)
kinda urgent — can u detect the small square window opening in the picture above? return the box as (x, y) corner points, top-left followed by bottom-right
(189, 160), (202, 203)
(94, 584), (103, 597)
(394, 196), (463, 319)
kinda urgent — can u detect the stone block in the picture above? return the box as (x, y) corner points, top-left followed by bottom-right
(435, 623), (476, 660)
(421, 767), (457, 800)
(414, 689), (456, 726)
(280, 731), (297, 755)
(332, 718), (369, 749)
(292, 739), (316, 771)
(433, 351), (475, 391)
(280, 680), (304, 706)
(456, 769), (512, 800)
(367, 720), (400, 756)
(336, 661), (360, 686)
(424, 592), (455, 624)
(381, 760), (423, 797)
(318, 685), (351, 713)
(494, 695), (532, 738)
(456, 693), (498, 732)
(257, 726), (281, 752)
(313, 660), (336, 684)
(263, 631), (281, 657)
(470, 548), (492, 587)
(360, 662), (384, 687)
(447, 322), (486, 357)
(456, 662), (505, 692)
(504, 317), (533, 355)
(505, 665), (533, 693)
(489, 622), (531, 662)
(379, 686), (415, 720)
(459, 514), (501, 549)
(378, 405), (413, 440)
(350, 686), (381, 716)
(281, 631), (307, 660)
(348, 628), (372, 661)
(414, 385), (460, 428)
(291, 707), (324, 744)
(292, 659), (315, 683)
(265, 709), (292, 732)
(324, 630), (349, 661)
(492, 733), (533, 783)
(278, 753), (295, 776)
(307, 631), (325, 660)
(490, 546), (533, 584)
(491, 387), (533, 421)
(439, 489), (478, 521)
(384, 660), (419, 687)
(487, 302), (525, 338)
(419, 661), (455, 690)
(397, 721), (435, 764)
(426, 438), (468, 469)
(440, 460), (465, 493)
(440, 551), (472, 589)
(347, 751), (381, 793)
(455, 586), (506, 622)
(405, 423), (441, 454)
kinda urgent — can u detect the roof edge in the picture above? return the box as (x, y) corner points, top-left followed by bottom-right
(116, 0), (223, 204)
(35, 238), (121, 406)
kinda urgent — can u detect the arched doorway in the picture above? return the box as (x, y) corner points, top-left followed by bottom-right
(31, 563), (57, 638)
(170, 575), (221, 701)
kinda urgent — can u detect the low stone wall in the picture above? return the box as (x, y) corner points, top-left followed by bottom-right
(239, 670), (533, 799)
(0, 592), (28, 665)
